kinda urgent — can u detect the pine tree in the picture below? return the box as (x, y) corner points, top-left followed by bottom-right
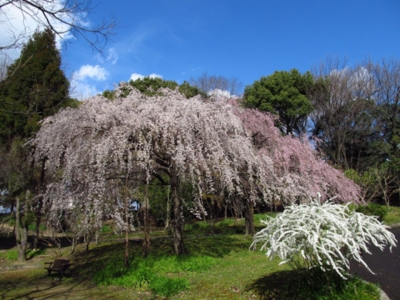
(0, 28), (73, 261)
(0, 28), (70, 145)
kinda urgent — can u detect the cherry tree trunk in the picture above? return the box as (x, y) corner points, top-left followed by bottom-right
(171, 176), (186, 255)
(164, 185), (171, 231)
(142, 184), (150, 258)
(244, 200), (255, 235)
(124, 194), (130, 268)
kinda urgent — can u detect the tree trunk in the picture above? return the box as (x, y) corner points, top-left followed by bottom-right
(244, 200), (255, 235)
(171, 176), (186, 255)
(33, 210), (41, 249)
(124, 194), (130, 268)
(15, 196), (27, 262)
(85, 237), (90, 251)
(71, 235), (77, 254)
(164, 185), (171, 231)
(34, 160), (45, 249)
(142, 184), (150, 258)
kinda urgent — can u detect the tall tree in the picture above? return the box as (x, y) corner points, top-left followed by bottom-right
(308, 58), (400, 205)
(309, 60), (386, 171)
(0, 29), (74, 259)
(29, 85), (272, 258)
(0, 28), (71, 145)
(372, 59), (400, 156)
(243, 69), (313, 135)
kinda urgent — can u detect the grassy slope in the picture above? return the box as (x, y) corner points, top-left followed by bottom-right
(384, 205), (400, 226)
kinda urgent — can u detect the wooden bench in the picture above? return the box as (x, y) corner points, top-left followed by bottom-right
(44, 259), (71, 277)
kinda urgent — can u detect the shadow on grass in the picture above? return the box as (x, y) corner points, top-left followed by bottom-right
(246, 269), (307, 300)
(69, 233), (252, 284)
(246, 269), (380, 300)
(0, 271), (122, 300)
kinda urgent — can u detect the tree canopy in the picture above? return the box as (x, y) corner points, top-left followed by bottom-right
(0, 28), (72, 146)
(243, 69), (313, 135)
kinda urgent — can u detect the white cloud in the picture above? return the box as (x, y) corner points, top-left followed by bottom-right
(73, 64), (108, 81)
(0, 1), (89, 59)
(71, 64), (109, 100)
(95, 47), (119, 65)
(70, 81), (100, 100)
(107, 48), (119, 65)
(129, 72), (162, 81)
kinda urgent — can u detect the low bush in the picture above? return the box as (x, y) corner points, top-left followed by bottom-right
(356, 203), (388, 221)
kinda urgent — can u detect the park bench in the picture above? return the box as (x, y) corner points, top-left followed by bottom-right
(44, 259), (71, 277)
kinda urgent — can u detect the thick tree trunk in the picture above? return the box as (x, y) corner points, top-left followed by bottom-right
(15, 197), (27, 262)
(244, 200), (255, 235)
(171, 176), (186, 255)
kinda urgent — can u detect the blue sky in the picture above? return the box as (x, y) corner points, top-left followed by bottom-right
(3, 0), (400, 98)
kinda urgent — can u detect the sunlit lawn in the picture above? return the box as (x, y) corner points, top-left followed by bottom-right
(0, 211), (389, 299)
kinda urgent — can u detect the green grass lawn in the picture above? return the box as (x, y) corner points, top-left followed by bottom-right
(384, 205), (400, 226)
(0, 213), (386, 299)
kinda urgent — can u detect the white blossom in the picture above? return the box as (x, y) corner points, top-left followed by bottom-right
(251, 195), (397, 279)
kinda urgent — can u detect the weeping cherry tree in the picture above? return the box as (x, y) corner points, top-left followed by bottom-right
(28, 85), (273, 260)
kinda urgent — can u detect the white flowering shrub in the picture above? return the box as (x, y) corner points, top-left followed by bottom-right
(251, 195), (397, 279)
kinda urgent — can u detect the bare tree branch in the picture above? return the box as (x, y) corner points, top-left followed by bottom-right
(0, 0), (116, 53)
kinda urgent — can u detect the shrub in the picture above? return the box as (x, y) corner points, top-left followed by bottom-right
(251, 195), (397, 279)
(356, 203), (388, 222)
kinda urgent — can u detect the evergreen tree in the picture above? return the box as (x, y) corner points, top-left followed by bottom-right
(243, 69), (313, 135)
(0, 28), (74, 261)
(0, 28), (70, 145)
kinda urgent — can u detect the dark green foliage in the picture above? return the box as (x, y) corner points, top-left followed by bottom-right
(356, 203), (388, 222)
(101, 89), (116, 100)
(104, 79), (207, 100)
(178, 81), (208, 98)
(0, 138), (36, 201)
(129, 77), (178, 96)
(243, 69), (313, 135)
(0, 28), (70, 145)
(147, 182), (170, 227)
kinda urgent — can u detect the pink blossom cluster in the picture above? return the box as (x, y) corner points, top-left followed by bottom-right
(234, 106), (360, 204)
